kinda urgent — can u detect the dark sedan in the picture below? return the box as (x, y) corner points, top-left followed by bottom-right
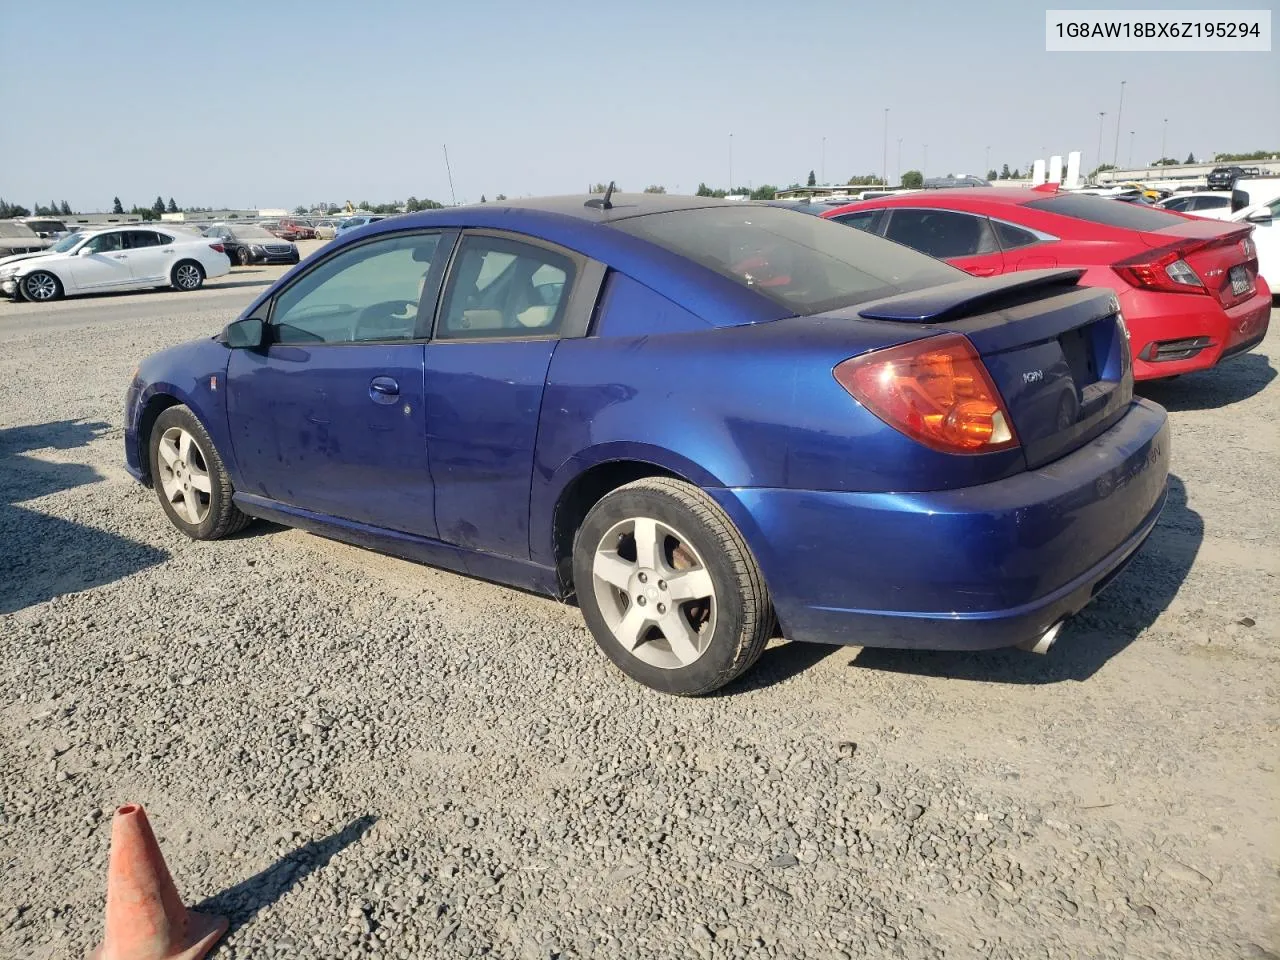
(202, 224), (300, 266)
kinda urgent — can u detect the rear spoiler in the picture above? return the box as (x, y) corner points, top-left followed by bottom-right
(857, 268), (1087, 323)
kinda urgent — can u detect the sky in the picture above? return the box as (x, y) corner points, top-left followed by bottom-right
(1, 0), (1276, 212)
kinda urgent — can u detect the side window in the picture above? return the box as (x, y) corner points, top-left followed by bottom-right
(124, 231), (162, 249)
(1162, 198), (1191, 212)
(883, 209), (997, 259)
(993, 220), (1041, 250)
(271, 232), (443, 345)
(1192, 196), (1228, 212)
(84, 232), (123, 253)
(831, 210), (880, 233)
(437, 235), (575, 340)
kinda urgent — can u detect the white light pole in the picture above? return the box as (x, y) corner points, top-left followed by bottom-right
(1129, 130), (1135, 168)
(1161, 117), (1168, 161)
(1095, 111), (1106, 180)
(882, 108), (889, 186)
(1112, 80), (1126, 167)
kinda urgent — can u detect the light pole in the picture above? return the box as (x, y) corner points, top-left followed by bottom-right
(1096, 111), (1106, 180)
(1112, 80), (1126, 167)
(882, 108), (889, 187)
(1129, 130), (1135, 168)
(1161, 117), (1168, 161)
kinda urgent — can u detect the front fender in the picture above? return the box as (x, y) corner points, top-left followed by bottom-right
(127, 339), (236, 483)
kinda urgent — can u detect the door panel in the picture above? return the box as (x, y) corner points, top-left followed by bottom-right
(124, 231), (171, 282)
(424, 340), (557, 558)
(226, 343), (434, 536)
(68, 233), (134, 289)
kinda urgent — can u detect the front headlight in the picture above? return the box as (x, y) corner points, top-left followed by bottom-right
(250, 244), (264, 253)
(0, 266), (19, 280)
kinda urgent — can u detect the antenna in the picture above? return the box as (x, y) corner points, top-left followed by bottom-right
(584, 181), (616, 210)
(443, 144), (457, 206)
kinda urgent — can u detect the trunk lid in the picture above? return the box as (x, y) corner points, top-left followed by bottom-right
(1137, 220), (1259, 307)
(842, 270), (1132, 469)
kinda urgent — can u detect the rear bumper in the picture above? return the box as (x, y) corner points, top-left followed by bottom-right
(709, 398), (1170, 651)
(1122, 280), (1271, 380)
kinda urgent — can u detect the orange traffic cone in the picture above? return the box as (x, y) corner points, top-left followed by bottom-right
(90, 804), (228, 960)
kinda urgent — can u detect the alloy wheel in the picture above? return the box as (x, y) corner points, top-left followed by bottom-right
(590, 516), (717, 669)
(23, 273), (58, 301)
(156, 426), (212, 525)
(175, 264), (201, 289)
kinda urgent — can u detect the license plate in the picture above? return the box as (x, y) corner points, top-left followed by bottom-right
(1229, 265), (1252, 297)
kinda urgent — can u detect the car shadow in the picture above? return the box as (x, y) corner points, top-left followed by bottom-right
(842, 474), (1201, 685)
(0, 419), (168, 615)
(193, 815), (377, 939)
(1137, 351), (1275, 411)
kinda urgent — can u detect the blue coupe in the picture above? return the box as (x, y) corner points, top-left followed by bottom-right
(125, 193), (1169, 695)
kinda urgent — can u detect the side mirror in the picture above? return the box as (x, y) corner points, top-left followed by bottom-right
(223, 317), (265, 349)
(78, 246), (95, 256)
(1246, 209), (1272, 224)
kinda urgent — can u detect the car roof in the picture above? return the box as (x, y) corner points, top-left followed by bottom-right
(822, 187), (1043, 217)
(469, 193), (735, 223)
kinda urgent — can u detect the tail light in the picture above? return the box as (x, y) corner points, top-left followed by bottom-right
(209, 243), (225, 254)
(833, 333), (1019, 455)
(1115, 246), (1207, 295)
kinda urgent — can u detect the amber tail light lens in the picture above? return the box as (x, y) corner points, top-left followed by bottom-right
(833, 334), (1019, 455)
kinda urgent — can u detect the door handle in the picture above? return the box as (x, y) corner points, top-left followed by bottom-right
(966, 265), (997, 277)
(369, 376), (400, 404)
(111, 255), (128, 260)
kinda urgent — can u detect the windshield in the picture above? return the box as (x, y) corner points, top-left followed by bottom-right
(49, 232), (87, 252)
(230, 226), (276, 239)
(609, 205), (963, 314)
(0, 222), (39, 238)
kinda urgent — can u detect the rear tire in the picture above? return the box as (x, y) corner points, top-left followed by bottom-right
(573, 477), (773, 696)
(171, 260), (204, 291)
(236, 246), (253, 266)
(148, 405), (251, 540)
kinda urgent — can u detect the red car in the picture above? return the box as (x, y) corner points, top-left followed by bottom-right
(272, 217), (317, 242)
(822, 188), (1271, 381)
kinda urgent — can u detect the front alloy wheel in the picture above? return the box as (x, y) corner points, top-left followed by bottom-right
(21, 271), (62, 302)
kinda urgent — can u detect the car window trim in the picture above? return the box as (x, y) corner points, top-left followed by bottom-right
(262, 227), (460, 347)
(429, 228), (606, 344)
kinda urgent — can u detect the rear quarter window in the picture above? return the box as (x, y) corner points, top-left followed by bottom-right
(1025, 194), (1190, 231)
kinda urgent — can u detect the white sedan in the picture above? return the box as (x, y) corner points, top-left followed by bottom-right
(1153, 191), (1235, 220)
(0, 226), (231, 302)
(1232, 197), (1280, 292)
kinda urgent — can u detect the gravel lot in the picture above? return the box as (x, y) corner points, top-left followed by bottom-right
(1, 258), (1277, 960)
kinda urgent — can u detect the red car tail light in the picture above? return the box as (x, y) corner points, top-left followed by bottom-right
(833, 334), (1019, 455)
(209, 243), (225, 254)
(1115, 247), (1208, 295)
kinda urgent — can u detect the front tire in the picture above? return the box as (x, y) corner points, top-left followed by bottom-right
(148, 405), (251, 540)
(171, 260), (204, 291)
(573, 477), (774, 696)
(20, 271), (63, 302)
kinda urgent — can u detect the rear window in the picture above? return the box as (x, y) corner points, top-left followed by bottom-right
(1025, 194), (1189, 231)
(609, 205), (963, 315)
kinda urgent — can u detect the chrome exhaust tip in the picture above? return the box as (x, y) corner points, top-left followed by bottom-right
(1017, 619), (1065, 655)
